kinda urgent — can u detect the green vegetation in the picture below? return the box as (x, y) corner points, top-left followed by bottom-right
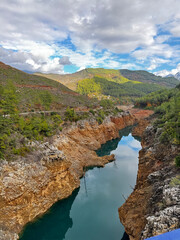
(77, 76), (164, 99)
(37, 68), (175, 103)
(135, 89), (177, 108)
(0, 65), (123, 160)
(65, 107), (79, 122)
(170, 175), (180, 186)
(135, 84), (180, 145)
(120, 69), (179, 88)
(175, 155), (180, 167)
(0, 62), (98, 111)
(0, 83), (66, 159)
(100, 99), (113, 109)
(77, 78), (102, 95)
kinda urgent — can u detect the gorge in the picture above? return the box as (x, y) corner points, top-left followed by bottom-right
(19, 126), (141, 240)
(0, 109), (179, 240)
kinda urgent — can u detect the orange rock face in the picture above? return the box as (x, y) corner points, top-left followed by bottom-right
(0, 110), (153, 240)
(119, 113), (179, 240)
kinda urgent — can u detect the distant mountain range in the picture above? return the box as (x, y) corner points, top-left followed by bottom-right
(35, 68), (179, 100)
(0, 61), (179, 106)
(166, 72), (180, 81)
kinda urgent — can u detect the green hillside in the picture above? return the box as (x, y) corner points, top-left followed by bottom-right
(77, 76), (164, 98)
(0, 62), (124, 160)
(135, 84), (180, 147)
(120, 69), (179, 88)
(35, 68), (171, 101)
(0, 62), (97, 111)
(35, 68), (133, 91)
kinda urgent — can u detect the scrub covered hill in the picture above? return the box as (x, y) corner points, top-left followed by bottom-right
(135, 84), (180, 153)
(0, 62), (98, 112)
(120, 69), (179, 88)
(36, 68), (178, 101)
(0, 62), (123, 160)
(35, 68), (132, 91)
(77, 76), (164, 98)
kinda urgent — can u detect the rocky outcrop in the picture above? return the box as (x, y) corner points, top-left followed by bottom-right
(0, 110), (153, 240)
(119, 124), (180, 240)
(132, 119), (150, 138)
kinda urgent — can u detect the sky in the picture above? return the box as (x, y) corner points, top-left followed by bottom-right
(0, 0), (180, 76)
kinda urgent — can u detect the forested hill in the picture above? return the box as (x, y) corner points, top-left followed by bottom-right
(35, 68), (131, 91)
(36, 68), (179, 90)
(135, 84), (180, 154)
(35, 68), (179, 101)
(0, 61), (97, 112)
(120, 69), (179, 88)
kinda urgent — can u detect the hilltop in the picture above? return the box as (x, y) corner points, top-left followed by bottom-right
(35, 68), (178, 102)
(0, 62), (122, 160)
(120, 69), (179, 87)
(0, 62), (98, 112)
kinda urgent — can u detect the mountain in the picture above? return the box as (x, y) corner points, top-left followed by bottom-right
(120, 69), (179, 87)
(35, 68), (133, 91)
(165, 72), (180, 81)
(35, 68), (178, 100)
(175, 72), (180, 80)
(0, 62), (97, 112)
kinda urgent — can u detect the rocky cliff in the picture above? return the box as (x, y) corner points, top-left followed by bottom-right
(0, 110), (152, 240)
(119, 123), (180, 240)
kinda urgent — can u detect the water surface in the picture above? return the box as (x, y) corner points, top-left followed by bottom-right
(20, 126), (141, 240)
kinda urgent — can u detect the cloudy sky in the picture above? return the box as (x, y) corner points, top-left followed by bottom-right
(0, 0), (180, 75)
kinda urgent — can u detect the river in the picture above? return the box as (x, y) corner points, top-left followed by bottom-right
(20, 126), (141, 240)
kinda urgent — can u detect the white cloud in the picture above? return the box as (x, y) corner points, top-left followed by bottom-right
(156, 63), (180, 77)
(0, 0), (180, 72)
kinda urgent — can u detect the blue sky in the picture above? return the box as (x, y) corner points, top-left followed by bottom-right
(0, 0), (180, 76)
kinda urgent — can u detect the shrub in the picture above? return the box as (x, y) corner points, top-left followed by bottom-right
(65, 107), (78, 122)
(89, 109), (95, 115)
(175, 155), (180, 167)
(170, 175), (180, 186)
(96, 117), (103, 124)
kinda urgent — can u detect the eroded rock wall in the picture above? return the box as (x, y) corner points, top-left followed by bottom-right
(0, 111), (146, 240)
(119, 124), (180, 240)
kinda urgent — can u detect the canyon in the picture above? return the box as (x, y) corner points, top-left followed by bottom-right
(0, 110), (143, 240)
(0, 108), (179, 240)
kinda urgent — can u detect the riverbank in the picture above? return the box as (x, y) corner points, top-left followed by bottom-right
(0, 110), (153, 240)
(119, 118), (180, 240)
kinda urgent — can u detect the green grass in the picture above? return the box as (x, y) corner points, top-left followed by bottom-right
(170, 175), (180, 186)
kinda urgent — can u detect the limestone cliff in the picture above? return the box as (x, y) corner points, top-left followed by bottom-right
(0, 110), (152, 240)
(119, 123), (180, 240)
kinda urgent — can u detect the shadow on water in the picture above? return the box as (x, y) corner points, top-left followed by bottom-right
(96, 125), (134, 157)
(121, 232), (130, 240)
(19, 188), (79, 240)
(20, 125), (141, 240)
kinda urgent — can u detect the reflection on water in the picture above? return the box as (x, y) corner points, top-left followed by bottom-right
(19, 189), (79, 240)
(20, 127), (141, 240)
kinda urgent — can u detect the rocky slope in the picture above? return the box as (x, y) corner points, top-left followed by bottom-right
(0, 110), (152, 240)
(119, 123), (180, 240)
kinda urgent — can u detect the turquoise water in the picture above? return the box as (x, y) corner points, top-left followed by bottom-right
(20, 126), (141, 240)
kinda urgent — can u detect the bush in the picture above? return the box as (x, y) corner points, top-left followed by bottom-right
(98, 110), (105, 119)
(89, 109), (95, 115)
(175, 155), (180, 167)
(96, 117), (103, 124)
(170, 175), (180, 186)
(65, 107), (78, 122)
(100, 99), (113, 109)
